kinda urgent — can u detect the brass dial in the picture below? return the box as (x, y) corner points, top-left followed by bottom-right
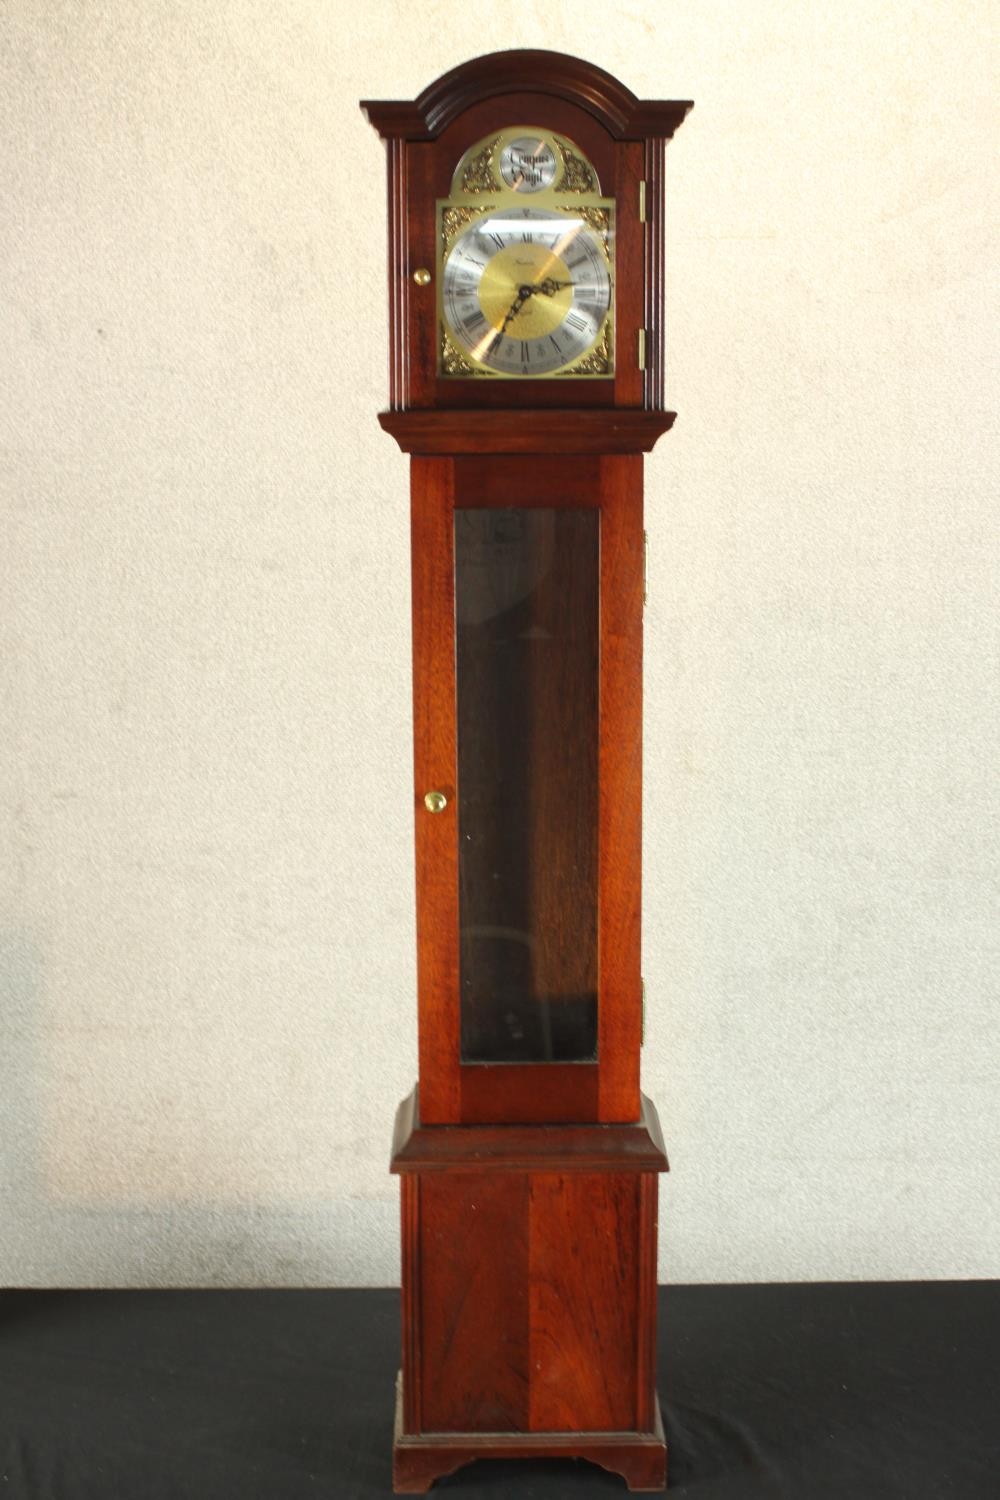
(440, 205), (612, 378)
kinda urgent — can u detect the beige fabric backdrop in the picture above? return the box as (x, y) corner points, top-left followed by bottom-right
(2, 0), (997, 1286)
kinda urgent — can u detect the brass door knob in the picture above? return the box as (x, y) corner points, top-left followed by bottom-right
(424, 790), (448, 813)
(412, 267), (432, 286)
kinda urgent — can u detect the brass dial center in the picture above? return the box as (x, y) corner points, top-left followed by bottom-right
(477, 243), (574, 340)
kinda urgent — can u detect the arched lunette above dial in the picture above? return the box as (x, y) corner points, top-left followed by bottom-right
(452, 127), (600, 196)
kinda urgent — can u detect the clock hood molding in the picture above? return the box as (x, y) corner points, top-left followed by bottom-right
(361, 49), (693, 142)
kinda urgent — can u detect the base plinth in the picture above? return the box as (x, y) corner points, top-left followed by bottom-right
(393, 1373), (667, 1493)
(391, 1090), (669, 1492)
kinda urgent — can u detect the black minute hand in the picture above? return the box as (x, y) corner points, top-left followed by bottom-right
(498, 296), (524, 337)
(497, 284), (536, 340)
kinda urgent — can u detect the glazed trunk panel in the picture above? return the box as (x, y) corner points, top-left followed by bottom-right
(410, 453), (644, 1125)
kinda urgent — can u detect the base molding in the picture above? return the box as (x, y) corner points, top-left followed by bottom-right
(393, 1373), (667, 1494)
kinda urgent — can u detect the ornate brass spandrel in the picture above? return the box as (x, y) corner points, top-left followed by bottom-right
(460, 136), (502, 193)
(568, 204), (612, 246)
(561, 319), (613, 377)
(440, 327), (493, 377)
(557, 144), (597, 194)
(441, 203), (494, 250)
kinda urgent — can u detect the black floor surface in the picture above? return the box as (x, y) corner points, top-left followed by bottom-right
(0, 1282), (997, 1497)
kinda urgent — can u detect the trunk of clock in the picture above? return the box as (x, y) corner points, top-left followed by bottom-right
(404, 445), (655, 1128)
(391, 1089), (668, 1493)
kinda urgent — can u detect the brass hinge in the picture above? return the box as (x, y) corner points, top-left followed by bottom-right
(638, 179), (647, 224)
(637, 328), (647, 372)
(643, 530), (649, 606)
(641, 977), (647, 1045)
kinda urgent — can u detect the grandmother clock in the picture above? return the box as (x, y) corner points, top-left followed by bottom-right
(362, 51), (692, 1493)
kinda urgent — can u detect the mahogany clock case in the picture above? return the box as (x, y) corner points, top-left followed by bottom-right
(362, 51), (693, 1496)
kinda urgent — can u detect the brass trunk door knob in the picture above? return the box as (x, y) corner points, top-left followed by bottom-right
(424, 790), (447, 813)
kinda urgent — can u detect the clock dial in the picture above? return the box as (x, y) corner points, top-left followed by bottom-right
(441, 206), (612, 377)
(497, 136), (559, 192)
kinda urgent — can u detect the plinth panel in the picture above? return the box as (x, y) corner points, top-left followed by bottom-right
(418, 1172), (529, 1431)
(529, 1173), (640, 1431)
(401, 1166), (657, 1437)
